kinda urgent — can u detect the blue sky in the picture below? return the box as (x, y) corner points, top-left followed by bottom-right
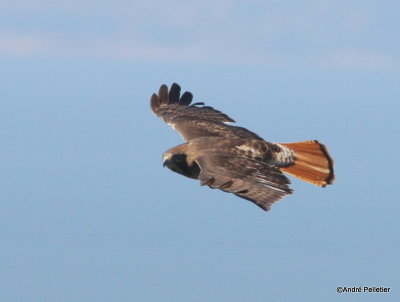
(1, 1), (399, 301)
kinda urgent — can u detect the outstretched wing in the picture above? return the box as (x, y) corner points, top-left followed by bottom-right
(195, 152), (293, 211)
(150, 83), (262, 141)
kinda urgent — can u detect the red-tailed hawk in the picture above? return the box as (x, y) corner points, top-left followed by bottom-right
(151, 83), (334, 211)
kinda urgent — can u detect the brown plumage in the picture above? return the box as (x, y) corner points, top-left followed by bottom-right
(151, 83), (335, 211)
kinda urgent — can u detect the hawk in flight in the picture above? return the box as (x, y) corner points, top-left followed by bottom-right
(151, 83), (334, 211)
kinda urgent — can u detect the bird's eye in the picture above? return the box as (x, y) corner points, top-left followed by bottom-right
(175, 154), (185, 162)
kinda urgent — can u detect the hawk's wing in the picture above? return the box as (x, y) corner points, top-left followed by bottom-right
(150, 83), (262, 141)
(195, 152), (293, 211)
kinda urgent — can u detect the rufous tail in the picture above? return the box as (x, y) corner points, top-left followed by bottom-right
(279, 140), (334, 187)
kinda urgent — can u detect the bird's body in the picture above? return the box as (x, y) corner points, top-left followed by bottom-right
(151, 83), (334, 211)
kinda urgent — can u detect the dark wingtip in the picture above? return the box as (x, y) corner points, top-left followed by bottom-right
(171, 83), (193, 106)
(150, 93), (160, 113)
(169, 83), (181, 104)
(179, 91), (193, 105)
(158, 84), (169, 104)
(153, 83), (194, 109)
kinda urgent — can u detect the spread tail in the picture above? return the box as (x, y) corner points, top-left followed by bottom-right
(279, 140), (334, 187)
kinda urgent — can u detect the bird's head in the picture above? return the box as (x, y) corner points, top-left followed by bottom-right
(162, 152), (188, 169)
(162, 151), (200, 179)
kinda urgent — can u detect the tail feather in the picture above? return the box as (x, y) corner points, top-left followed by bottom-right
(279, 140), (334, 187)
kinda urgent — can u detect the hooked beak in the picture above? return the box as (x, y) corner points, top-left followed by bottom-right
(162, 153), (172, 167)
